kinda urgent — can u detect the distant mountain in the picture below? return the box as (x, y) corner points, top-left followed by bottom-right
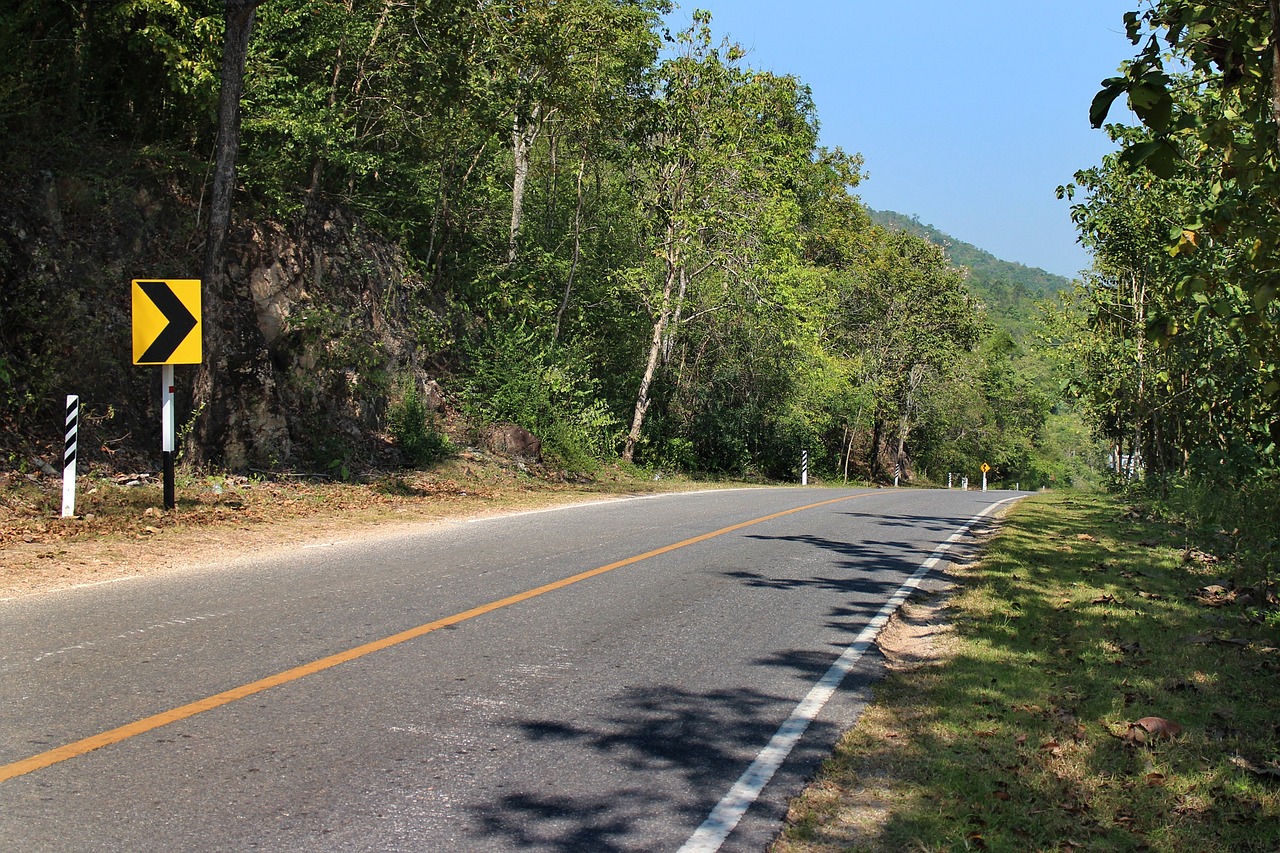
(868, 209), (1073, 341)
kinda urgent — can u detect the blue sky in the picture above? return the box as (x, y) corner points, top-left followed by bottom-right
(664, 2), (1140, 279)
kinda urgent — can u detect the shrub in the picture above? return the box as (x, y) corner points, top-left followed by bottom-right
(388, 382), (451, 468)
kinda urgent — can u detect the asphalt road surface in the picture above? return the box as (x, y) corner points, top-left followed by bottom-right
(1, 486), (1017, 852)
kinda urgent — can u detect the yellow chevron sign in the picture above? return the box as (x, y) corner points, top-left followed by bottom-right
(132, 279), (202, 365)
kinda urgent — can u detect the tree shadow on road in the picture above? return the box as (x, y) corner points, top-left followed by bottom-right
(470, 681), (848, 852)
(466, 513), (992, 850)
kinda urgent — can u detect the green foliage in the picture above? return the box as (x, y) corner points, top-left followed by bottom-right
(1132, 472), (1280, 590)
(387, 382), (451, 468)
(463, 325), (621, 472)
(1083, 2), (1280, 478)
(0, 1), (1099, 485)
(1060, 110), (1279, 482)
(288, 304), (388, 391)
(869, 209), (1069, 297)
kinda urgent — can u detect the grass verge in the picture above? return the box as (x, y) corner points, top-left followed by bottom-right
(773, 490), (1280, 853)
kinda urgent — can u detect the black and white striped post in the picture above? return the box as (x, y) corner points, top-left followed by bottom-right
(801, 450), (809, 486)
(62, 395), (78, 518)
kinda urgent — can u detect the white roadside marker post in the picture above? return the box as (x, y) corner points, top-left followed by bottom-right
(62, 395), (78, 518)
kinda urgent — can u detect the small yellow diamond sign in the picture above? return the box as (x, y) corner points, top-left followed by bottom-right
(980, 463), (991, 474)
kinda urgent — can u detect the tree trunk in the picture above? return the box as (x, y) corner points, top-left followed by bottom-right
(508, 106), (540, 264)
(1270, 0), (1280, 156)
(553, 148), (589, 342)
(622, 240), (679, 464)
(870, 416), (884, 481)
(189, 0), (260, 467)
(1131, 273), (1146, 481)
(894, 364), (926, 482)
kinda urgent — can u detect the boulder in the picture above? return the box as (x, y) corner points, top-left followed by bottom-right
(484, 423), (542, 462)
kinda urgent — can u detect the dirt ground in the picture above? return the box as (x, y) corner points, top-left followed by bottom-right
(0, 458), (680, 600)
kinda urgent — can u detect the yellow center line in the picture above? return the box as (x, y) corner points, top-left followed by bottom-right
(1, 491), (870, 784)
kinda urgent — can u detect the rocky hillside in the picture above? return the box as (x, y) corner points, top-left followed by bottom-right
(1, 170), (450, 476)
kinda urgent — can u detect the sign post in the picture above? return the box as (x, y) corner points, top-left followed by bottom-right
(132, 279), (201, 511)
(801, 450), (809, 486)
(980, 462), (991, 492)
(161, 363), (176, 509)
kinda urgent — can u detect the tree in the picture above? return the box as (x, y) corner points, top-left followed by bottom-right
(1092, 2), (1280, 323)
(828, 228), (984, 480)
(1082, 3), (1280, 473)
(190, 0), (267, 466)
(1057, 124), (1279, 477)
(620, 12), (823, 463)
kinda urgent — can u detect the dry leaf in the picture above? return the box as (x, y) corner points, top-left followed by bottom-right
(1126, 716), (1184, 744)
(1145, 772), (1167, 787)
(1076, 533), (1097, 542)
(1230, 755), (1280, 781)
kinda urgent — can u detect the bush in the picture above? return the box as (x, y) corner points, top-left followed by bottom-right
(388, 382), (451, 468)
(462, 326), (621, 473)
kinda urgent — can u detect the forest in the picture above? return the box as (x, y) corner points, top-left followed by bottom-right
(0, 1), (1127, 490)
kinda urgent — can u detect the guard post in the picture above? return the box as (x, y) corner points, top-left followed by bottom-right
(62, 395), (78, 518)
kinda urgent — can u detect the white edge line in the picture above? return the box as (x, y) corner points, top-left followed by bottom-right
(1, 572), (147, 601)
(676, 496), (1022, 853)
(463, 487), (768, 523)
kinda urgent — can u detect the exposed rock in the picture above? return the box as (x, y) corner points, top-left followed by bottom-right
(484, 423), (542, 462)
(422, 380), (445, 411)
(1, 169), (450, 474)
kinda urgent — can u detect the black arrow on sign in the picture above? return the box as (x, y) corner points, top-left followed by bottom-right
(137, 280), (198, 363)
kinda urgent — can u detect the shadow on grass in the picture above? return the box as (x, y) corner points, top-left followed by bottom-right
(784, 492), (1280, 853)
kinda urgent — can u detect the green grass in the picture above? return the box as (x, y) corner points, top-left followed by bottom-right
(774, 491), (1280, 853)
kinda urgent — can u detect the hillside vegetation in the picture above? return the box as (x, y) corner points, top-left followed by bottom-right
(869, 209), (1071, 341)
(1, 3), (1093, 490)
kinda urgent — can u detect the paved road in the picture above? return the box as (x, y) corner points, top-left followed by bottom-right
(1, 487), (1016, 851)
